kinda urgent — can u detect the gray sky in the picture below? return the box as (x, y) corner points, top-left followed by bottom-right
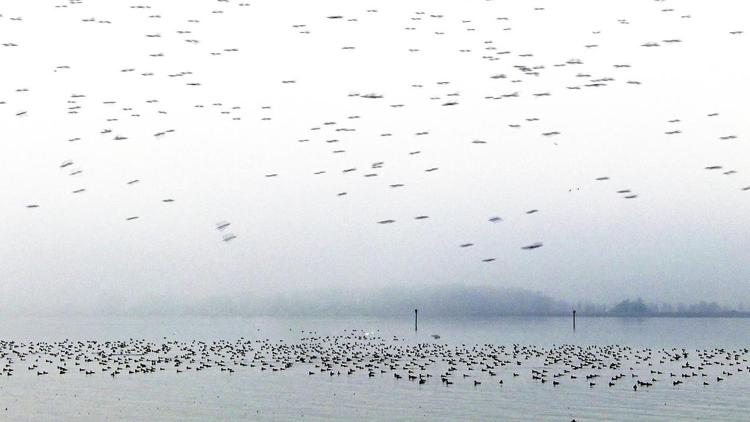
(1, 0), (748, 313)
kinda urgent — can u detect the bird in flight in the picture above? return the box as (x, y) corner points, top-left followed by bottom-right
(521, 242), (544, 250)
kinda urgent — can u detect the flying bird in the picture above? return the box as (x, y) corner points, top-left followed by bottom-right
(521, 242), (543, 250)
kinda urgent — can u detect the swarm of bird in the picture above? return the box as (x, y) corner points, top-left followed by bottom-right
(6, 0), (747, 268)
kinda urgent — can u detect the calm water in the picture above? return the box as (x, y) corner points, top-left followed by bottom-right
(1, 316), (748, 421)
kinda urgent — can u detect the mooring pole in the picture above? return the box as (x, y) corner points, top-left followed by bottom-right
(573, 309), (576, 332)
(414, 309), (418, 331)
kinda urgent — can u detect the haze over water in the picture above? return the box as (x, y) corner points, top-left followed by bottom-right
(2, 0), (749, 312)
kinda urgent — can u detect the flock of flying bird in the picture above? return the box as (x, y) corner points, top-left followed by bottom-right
(4, 0), (747, 268)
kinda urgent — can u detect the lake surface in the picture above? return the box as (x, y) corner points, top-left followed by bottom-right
(0, 316), (748, 421)
(1, 315), (750, 347)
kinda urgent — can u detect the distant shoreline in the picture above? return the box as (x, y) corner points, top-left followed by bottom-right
(3, 285), (746, 319)
(559, 312), (750, 318)
(2, 312), (750, 318)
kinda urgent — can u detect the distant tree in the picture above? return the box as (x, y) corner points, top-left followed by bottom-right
(580, 302), (607, 315)
(609, 298), (650, 314)
(686, 301), (722, 314)
(658, 302), (674, 313)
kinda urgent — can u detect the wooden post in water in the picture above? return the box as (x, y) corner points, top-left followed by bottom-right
(414, 309), (418, 331)
(572, 309), (576, 332)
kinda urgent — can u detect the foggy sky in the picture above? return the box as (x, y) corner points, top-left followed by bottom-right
(1, 0), (749, 315)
